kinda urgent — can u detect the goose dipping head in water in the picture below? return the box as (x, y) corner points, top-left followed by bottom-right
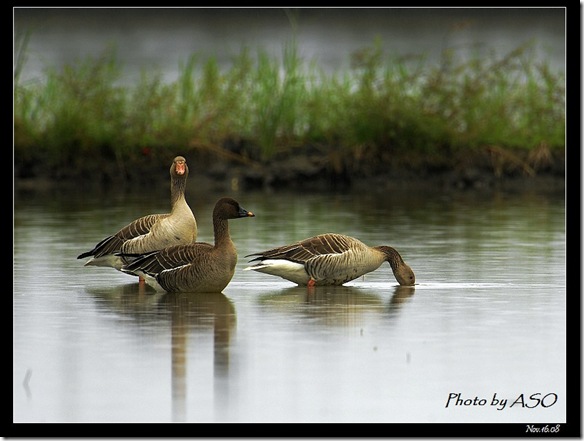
(245, 233), (415, 287)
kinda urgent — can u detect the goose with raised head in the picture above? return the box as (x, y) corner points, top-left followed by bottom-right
(122, 197), (255, 293)
(244, 233), (415, 287)
(77, 156), (198, 281)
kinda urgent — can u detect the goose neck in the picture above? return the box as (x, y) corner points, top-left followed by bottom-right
(213, 218), (231, 247)
(170, 175), (187, 207)
(377, 246), (405, 271)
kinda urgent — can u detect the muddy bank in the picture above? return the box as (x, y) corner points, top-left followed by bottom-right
(14, 146), (566, 197)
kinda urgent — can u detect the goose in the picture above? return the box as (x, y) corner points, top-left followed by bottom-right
(77, 156), (198, 281)
(244, 233), (415, 287)
(121, 197), (255, 293)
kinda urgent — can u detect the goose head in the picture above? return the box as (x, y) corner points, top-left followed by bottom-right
(377, 245), (416, 286)
(214, 197), (255, 220)
(392, 263), (416, 286)
(172, 156), (188, 177)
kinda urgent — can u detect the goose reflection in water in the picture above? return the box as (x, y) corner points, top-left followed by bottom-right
(85, 282), (163, 320)
(158, 293), (236, 422)
(387, 285), (416, 316)
(85, 285), (236, 423)
(257, 285), (415, 327)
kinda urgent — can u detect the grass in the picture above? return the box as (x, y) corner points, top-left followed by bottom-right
(14, 34), (565, 181)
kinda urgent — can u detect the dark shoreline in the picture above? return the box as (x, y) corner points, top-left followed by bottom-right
(14, 147), (566, 197)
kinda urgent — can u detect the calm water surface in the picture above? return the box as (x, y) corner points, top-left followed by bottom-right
(13, 187), (566, 424)
(14, 8), (565, 85)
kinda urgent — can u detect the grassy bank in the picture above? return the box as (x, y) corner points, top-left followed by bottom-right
(14, 36), (565, 189)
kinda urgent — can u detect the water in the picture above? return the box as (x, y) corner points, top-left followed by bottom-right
(14, 7), (566, 85)
(13, 186), (566, 424)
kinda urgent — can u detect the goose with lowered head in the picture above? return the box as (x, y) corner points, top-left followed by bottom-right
(245, 233), (415, 287)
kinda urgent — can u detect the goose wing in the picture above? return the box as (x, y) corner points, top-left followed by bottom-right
(123, 242), (213, 276)
(77, 214), (166, 259)
(246, 233), (354, 264)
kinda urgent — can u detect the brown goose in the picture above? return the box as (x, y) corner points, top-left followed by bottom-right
(122, 197), (255, 293)
(245, 233), (415, 287)
(77, 156), (197, 281)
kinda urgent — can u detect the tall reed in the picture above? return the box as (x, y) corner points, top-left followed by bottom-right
(14, 37), (565, 174)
